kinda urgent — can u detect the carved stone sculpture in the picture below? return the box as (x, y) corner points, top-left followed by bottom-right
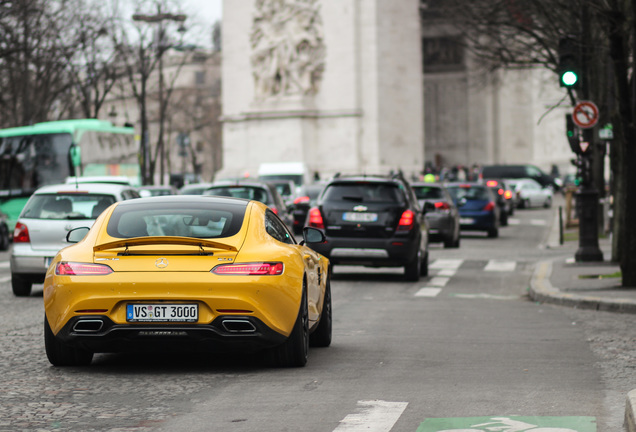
(251, 0), (326, 99)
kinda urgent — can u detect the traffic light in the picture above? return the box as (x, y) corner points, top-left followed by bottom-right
(558, 36), (580, 88)
(565, 114), (580, 153)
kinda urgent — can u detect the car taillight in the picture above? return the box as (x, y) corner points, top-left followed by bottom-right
(293, 196), (310, 204)
(497, 188), (504, 195)
(397, 209), (415, 231)
(483, 201), (496, 211)
(55, 262), (113, 275)
(434, 201), (451, 211)
(504, 190), (513, 200)
(486, 180), (498, 187)
(13, 222), (30, 243)
(271, 207), (279, 215)
(212, 262), (284, 275)
(308, 207), (324, 229)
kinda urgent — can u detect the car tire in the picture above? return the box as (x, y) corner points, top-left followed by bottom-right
(500, 211), (509, 227)
(0, 223), (9, 251)
(487, 227), (499, 238)
(11, 274), (32, 297)
(265, 285), (309, 367)
(309, 277), (332, 348)
(443, 236), (454, 248)
(44, 316), (93, 366)
(523, 199), (530, 209)
(544, 197), (552, 208)
(404, 252), (421, 282)
(420, 251), (429, 277)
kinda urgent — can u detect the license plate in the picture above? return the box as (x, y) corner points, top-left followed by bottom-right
(343, 212), (378, 222)
(460, 218), (474, 225)
(126, 304), (198, 322)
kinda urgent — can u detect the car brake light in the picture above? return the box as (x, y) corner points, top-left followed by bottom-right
(55, 262), (113, 275)
(434, 201), (451, 211)
(271, 207), (279, 215)
(293, 196), (310, 204)
(212, 262), (284, 275)
(486, 180), (498, 187)
(497, 188), (504, 195)
(397, 209), (415, 231)
(504, 190), (513, 200)
(483, 201), (496, 211)
(13, 222), (30, 243)
(308, 207), (324, 229)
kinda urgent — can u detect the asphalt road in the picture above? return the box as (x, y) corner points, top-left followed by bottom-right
(1, 199), (634, 431)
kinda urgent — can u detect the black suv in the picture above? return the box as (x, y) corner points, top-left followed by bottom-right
(306, 175), (429, 281)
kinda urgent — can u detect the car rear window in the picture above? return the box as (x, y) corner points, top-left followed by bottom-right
(321, 182), (406, 204)
(20, 194), (116, 220)
(447, 185), (491, 201)
(205, 186), (270, 204)
(106, 201), (246, 239)
(412, 186), (444, 200)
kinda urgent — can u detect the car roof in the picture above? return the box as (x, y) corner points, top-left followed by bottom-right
(411, 182), (443, 187)
(33, 183), (136, 194)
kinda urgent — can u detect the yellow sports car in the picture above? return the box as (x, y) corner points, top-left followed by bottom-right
(43, 195), (331, 367)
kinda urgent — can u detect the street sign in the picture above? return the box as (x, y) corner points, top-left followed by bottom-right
(579, 141), (589, 153)
(572, 101), (599, 129)
(599, 123), (614, 140)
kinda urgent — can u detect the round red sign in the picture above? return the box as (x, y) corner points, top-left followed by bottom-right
(572, 101), (599, 129)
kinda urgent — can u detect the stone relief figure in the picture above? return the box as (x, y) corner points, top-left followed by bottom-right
(251, 0), (326, 99)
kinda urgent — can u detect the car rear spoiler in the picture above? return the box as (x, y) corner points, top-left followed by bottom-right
(93, 236), (238, 253)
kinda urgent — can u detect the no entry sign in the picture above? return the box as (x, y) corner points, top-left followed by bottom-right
(572, 101), (599, 129)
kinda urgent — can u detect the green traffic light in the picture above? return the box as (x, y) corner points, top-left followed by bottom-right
(561, 71), (578, 87)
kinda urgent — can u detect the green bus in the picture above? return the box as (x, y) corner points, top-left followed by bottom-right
(0, 119), (139, 232)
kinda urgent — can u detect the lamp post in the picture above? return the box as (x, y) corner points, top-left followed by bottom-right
(132, 9), (186, 185)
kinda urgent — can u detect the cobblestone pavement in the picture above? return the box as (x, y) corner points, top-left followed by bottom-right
(0, 285), (263, 432)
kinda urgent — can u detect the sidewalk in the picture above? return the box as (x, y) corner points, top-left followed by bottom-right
(529, 205), (636, 431)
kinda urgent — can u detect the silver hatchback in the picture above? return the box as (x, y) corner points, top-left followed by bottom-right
(10, 183), (140, 296)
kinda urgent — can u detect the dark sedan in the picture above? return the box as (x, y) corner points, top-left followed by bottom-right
(446, 182), (500, 238)
(411, 182), (460, 248)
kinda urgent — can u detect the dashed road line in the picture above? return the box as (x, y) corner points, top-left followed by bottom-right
(430, 259), (463, 269)
(333, 400), (408, 432)
(415, 287), (442, 297)
(484, 260), (516, 272)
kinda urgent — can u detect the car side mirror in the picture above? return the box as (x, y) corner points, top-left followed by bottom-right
(421, 201), (435, 215)
(66, 227), (90, 243)
(301, 227), (326, 245)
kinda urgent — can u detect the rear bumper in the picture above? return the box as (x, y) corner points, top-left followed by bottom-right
(459, 211), (497, 231)
(52, 315), (287, 354)
(310, 234), (422, 267)
(425, 213), (455, 241)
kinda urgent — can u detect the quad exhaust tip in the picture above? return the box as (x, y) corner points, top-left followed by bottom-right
(72, 319), (104, 333)
(222, 319), (256, 333)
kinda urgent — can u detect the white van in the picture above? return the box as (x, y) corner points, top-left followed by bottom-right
(257, 162), (311, 188)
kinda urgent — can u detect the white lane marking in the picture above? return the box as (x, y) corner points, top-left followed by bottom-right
(530, 219), (547, 226)
(566, 257), (575, 264)
(484, 260), (516, 272)
(430, 259), (463, 269)
(333, 400), (408, 432)
(452, 293), (520, 300)
(415, 287), (442, 297)
(437, 269), (457, 277)
(427, 276), (450, 287)
(0, 276), (10, 283)
(507, 218), (520, 225)
(0, 261), (9, 269)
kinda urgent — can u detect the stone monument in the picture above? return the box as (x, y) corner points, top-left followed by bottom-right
(220, 0), (424, 180)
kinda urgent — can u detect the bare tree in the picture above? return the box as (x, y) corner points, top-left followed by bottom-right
(422, 0), (636, 286)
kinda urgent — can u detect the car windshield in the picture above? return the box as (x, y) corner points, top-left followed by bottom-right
(106, 201), (246, 239)
(413, 186), (444, 200)
(20, 194), (116, 220)
(204, 186), (270, 204)
(322, 182), (405, 204)
(447, 185), (490, 201)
